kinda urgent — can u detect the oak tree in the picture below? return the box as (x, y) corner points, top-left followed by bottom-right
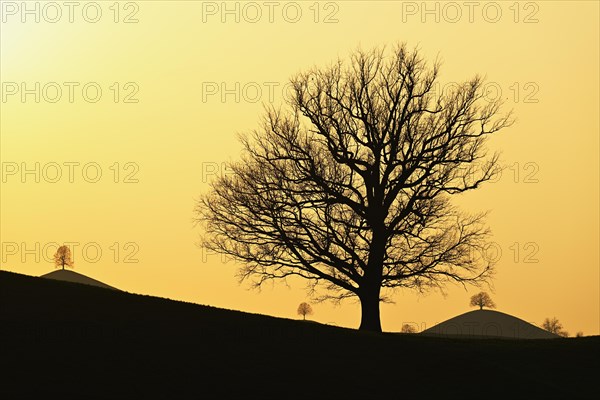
(542, 317), (569, 337)
(54, 245), (74, 270)
(196, 43), (512, 332)
(469, 291), (496, 310)
(297, 302), (313, 320)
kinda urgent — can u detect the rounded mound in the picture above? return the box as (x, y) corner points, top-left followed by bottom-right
(41, 270), (118, 291)
(421, 310), (559, 339)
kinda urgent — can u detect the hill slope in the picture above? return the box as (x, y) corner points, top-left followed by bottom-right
(1, 271), (598, 398)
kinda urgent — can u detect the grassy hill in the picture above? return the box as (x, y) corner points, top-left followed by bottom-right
(1, 271), (598, 398)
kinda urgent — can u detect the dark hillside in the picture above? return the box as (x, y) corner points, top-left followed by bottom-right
(1, 271), (597, 398)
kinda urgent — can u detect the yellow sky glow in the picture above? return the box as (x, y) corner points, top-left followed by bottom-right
(1, 1), (598, 335)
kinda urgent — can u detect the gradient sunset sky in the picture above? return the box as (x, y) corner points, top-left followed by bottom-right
(1, 1), (598, 335)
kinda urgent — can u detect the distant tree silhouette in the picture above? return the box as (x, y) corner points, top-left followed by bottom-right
(297, 302), (313, 320)
(54, 245), (74, 270)
(195, 42), (513, 332)
(575, 331), (584, 338)
(542, 317), (569, 337)
(469, 292), (496, 310)
(401, 323), (417, 333)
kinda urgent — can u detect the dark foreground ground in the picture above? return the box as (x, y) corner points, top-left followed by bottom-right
(1, 271), (598, 399)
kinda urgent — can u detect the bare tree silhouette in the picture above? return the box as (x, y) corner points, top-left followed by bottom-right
(53, 245), (74, 270)
(469, 291), (496, 310)
(542, 317), (569, 337)
(195, 43), (513, 332)
(298, 303), (313, 319)
(297, 302), (313, 320)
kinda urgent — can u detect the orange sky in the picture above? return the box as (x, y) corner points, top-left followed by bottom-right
(1, 1), (598, 335)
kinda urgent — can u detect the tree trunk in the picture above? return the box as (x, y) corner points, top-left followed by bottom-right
(359, 224), (385, 333)
(359, 290), (382, 332)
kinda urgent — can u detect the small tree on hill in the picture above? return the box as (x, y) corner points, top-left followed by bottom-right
(401, 323), (417, 333)
(297, 302), (313, 320)
(542, 317), (569, 337)
(54, 245), (74, 270)
(469, 291), (496, 310)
